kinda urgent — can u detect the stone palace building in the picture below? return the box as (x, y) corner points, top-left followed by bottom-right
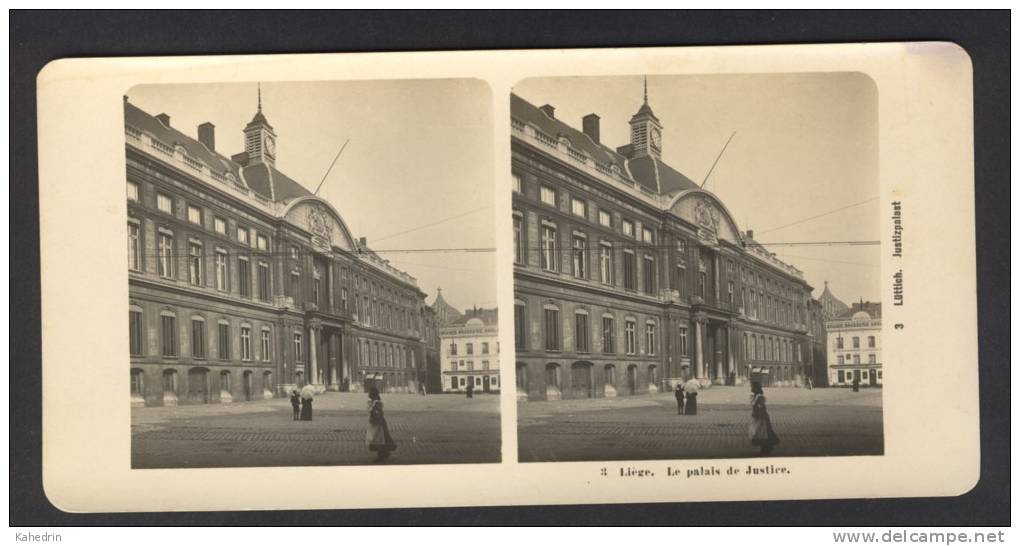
(126, 94), (434, 406)
(511, 90), (815, 401)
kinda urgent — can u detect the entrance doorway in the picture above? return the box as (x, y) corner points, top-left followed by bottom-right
(187, 368), (209, 404)
(570, 362), (593, 398)
(243, 371), (254, 401)
(482, 375), (491, 393)
(627, 365), (637, 395)
(868, 369), (877, 386)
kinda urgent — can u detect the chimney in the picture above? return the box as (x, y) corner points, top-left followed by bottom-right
(582, 113), (600, 143)
(198, 122), (215, 151)
(746, 229), (754, 240)
(155, 113), (171, 127)
(358, 237), (367, 248)
(539, 104), (555, 118)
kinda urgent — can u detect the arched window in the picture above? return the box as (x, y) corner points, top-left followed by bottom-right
(515, 362), (528, 390)
(263, 371), (273, 393)
(159, 310), (178, 358)
(604, 364), (616, 386)
(130, 368), (145, 397)
(220, 370), (232, 392)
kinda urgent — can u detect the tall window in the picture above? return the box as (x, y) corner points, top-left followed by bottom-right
(572, 235), (587, 279)
(293, 332), (303, 362)
(160, 314), (177, 357)
(571, 197), (586, 217)
(237, 226), (250, 246)
(642, 227), (653, 244)
(674, 266), (686, 296)
(622, 219), (634, 237)
(187, 205), (202, 225)
(598, 209), (611, 227)
(214, 217), (227, 235)
(256, 234), (269, 251)
(727, 281), (734, 303)
(127, 222), (140, 271)
(623, 251), (636, 290)
(575, 312), (589, 353)
(449, 342), (457, 356)
(261, 329), (271, 362)
(543, 308), (560, 351)
(540, 186), (556, 206)
(699, 271), (707, 298)
(836, 337), (844, 349)
(512, 173), (522, 193)
(238, 257), (251, 297)
(852, 336), (860, 349)
(466, 343), (474, 355)
(191, 318), (206, 358)
(240, 326), (252, 361)
(157, 231), (174, 278)
(853, 354), (861, 365)
(188, 242), (203, 286)
(868, 336), (876, 348)
(868, 354), (876, 364)
(157, 193), (173, 214)
(599, 242), (613, 285)
(541, 224), (557, 272)
(127, 181), (139, 201)
(513, 213), (524, 264)
(218, 322), (230, 359)
(678, 326), (688, 355)
(257, 262), (270, 302)
(215, 250), (228, 291)
(642, 255), (655, 294)
(625, 320), (636, 355)
(645, 322), (657, 356)
(514, 302), (526, 350)
(129, 309), (143, 356)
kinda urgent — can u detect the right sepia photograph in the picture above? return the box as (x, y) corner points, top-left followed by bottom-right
(511, 73), (882, 463)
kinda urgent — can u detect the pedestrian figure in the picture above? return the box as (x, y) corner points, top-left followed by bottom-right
(674, 383), (685, 415)
(419, 382), (427, 396)
(683, 377), (700, 415)
(805, 376), (813, 390)
(289, 388), (301, 421)
(749, 381), (780, 455)
(366, 387), (396, 462)
(300, 384), (315, 421)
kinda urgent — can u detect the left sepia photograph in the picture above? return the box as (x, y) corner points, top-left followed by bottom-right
(125, 79), (499, 468)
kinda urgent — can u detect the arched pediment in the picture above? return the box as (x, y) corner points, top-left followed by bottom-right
(280, 196), (356, 253)
(667, 190), (743, 246)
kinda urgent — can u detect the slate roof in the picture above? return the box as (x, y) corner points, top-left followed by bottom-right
(447, 307), (499, 327)
(510, 93), (699, 196)
(125, 100), (311, 203)
(839, 301), (883, 320)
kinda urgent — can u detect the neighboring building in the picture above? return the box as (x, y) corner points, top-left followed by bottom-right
(511, 91), (814, 401)
(126, 94), (430, 406)
(826, 301), (882, 387)
(432, 287), (463, 326)
(806, 297), (828, 387)
(422, 305), (442, 394)
(818, 281), (850, 320)
(441, 307), (500, 394)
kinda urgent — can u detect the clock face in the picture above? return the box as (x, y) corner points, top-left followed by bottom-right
(650, 128), (662, 148)
(264, 135), (276, 156)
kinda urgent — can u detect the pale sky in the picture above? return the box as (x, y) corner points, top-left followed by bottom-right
(514, 73), (880, 303)
(129, 79), (495, 311)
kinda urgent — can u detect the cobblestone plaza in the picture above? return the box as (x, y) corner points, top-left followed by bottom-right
(518, 386), (883, 462)
(132, 393), (500, 467)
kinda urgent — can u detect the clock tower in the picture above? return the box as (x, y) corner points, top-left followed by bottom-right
(243, 84), (277, 166)
(628, 77), (663, 159)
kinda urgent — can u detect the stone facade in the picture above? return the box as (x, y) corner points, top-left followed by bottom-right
(511, 92), (813, 401)
(126, 97), (430, 406)
(826, 301), (882, 387)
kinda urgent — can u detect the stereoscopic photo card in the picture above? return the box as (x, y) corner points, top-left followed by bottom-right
(36, 42), (977, 512)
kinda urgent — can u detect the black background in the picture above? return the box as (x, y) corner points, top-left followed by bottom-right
(10, 10), (1010, 526)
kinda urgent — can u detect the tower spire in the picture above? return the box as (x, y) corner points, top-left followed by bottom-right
(643, 75), (648, 104)
(257, 82), (262, 113)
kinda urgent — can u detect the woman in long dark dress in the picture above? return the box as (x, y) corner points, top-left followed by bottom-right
(366, 387), (396, 462)
(748, 381), (780, 455)
(300, 384), (315, 421)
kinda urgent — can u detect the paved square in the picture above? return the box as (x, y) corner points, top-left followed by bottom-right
(518, 386), (883, 462)
(132, 392), (501, 468)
